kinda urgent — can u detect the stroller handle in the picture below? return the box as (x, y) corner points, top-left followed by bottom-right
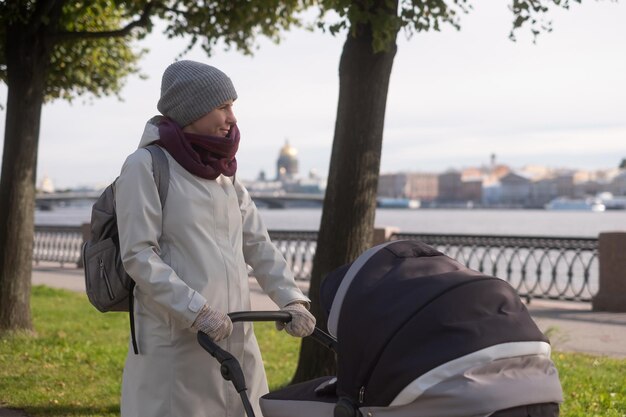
(196, 310), (294, 417)
(228, 311), (292, 324)
(227, 310), (337, 352)
(197, 311), (337, 417)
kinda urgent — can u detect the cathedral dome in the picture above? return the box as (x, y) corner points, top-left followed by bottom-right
(279, 141), (298, 158)
(276, 140), (299, 180)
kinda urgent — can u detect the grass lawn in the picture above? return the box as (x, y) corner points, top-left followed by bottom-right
(1, 286), (625, 416)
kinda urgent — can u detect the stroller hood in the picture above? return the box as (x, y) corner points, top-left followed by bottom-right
(320, 240), (550, 407)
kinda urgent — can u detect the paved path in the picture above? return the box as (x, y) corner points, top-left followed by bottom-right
(523, 298), (626, 358)
(2, 264), (625, 417)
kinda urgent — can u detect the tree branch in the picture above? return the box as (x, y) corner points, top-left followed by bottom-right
(32, 0), (63, 26)
(51, 1), (157, 42)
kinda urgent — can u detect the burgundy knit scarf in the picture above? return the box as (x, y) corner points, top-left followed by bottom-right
(156, 117), (239, 180)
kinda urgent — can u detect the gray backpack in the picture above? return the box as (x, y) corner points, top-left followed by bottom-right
(82, 145), (169, 354)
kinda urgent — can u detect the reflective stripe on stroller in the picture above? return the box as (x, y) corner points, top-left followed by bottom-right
(200, 240), (563, 417)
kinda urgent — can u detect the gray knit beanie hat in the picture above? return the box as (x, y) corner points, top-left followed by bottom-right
(157, 60), (238, 127)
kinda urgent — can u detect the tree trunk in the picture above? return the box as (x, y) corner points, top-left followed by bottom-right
(0, 20), (53, 332)
(292, 15), (398, 383)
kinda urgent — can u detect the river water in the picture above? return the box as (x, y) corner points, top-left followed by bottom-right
(36, 204), (625, 238)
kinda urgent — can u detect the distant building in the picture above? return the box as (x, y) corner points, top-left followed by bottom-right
(378, 173), (407, 199)
(437, 170), (463, 203)
(378, 172), (438, 202)
(406, 173), (438, 202)
(284, 172), (327, 194)
(499, 173), (531, 207)
(461, 159), (511, 207)
(529, 173), (575, 207)
(482, 183), (502, 207)
(245, 140), (325, 195)
(461, 164), (510, 184)
(530, 178), (558, 207)
(276, 140), (299, 181)
(243, 178), (284, 194)
(255, 148), (622, 208)
(38, 175), (55, 194)
(610, 171), (626, 196)
(572, 168), (621, 198)
(519, 165), (554, 181)
(461, 179), (483, 204)
(552, 173), (576, 198)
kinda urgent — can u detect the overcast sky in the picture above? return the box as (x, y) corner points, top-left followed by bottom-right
(1, 0), (625, 189)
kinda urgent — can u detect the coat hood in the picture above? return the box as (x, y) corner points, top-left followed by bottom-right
(137, 116), (164, 149)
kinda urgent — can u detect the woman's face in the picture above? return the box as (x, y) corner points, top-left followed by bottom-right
(183, 100), (237, 137)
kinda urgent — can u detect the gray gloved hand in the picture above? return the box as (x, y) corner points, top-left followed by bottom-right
(276, 301), (316, 337)
(191, 304), (233, 341)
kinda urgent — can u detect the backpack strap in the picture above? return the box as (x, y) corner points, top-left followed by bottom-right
(127, 144), (170, 355)
(146, 144), (170, 207)
(128, 281), (138, 354)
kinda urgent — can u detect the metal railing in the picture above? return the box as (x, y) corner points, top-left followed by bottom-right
(268, 230), (318, 280)
(392, 232), (598, 302)
(34, 225), (84, 267)
(33, 226), (598, 302)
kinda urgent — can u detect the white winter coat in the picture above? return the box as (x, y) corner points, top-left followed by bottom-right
(116, 120), (309, 417)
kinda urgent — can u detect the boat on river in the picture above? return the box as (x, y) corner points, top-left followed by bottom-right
(377, 198), (421, 209)
(597, 192), (626, 210)
(545, 197), (605, 212)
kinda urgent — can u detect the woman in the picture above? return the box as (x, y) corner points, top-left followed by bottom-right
(115, 60), (315, 417)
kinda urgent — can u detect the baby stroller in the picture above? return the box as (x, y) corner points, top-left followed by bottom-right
(199, 240), (563, 417)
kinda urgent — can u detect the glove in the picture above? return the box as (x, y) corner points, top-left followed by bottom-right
(191, 304), (233, 341)
(276, 301), (316, 337)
